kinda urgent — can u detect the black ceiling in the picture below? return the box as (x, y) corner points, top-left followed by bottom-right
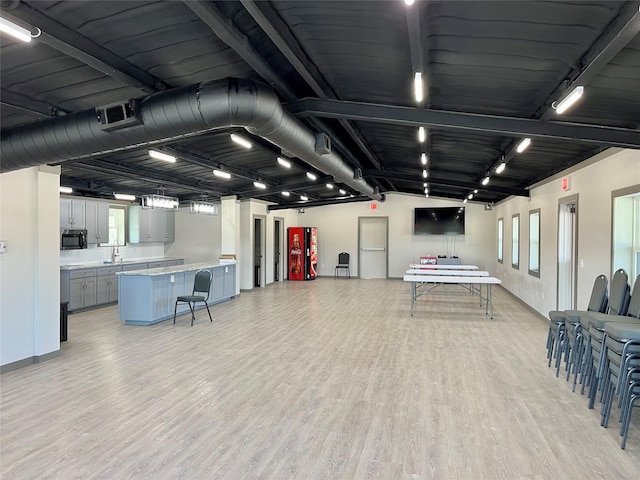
(1, 0), (639, 208)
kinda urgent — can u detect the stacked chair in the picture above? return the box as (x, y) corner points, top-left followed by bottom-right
(546, 275), (608, 378)
(592, 275), (640, 448)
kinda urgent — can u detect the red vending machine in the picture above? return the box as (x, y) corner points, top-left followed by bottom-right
(288, 227), (318, 281)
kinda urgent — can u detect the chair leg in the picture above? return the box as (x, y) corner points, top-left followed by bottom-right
(204, 301), (212, 322)
(189, 302), (196, 326)
(173, 300), (178, 324)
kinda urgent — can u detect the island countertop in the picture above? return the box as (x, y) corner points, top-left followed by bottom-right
(117, 260), (237, 276)
(61, 257), (183, 270)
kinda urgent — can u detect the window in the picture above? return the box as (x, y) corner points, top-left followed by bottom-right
(497, 218), (504, 263)
(612, 186), (640, 280)
(512, 214), (520, 269)
(107, 206), (126, 246)
(529, 209), (540, 277)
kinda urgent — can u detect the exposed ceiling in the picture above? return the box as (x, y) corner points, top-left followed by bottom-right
(1, 0), (639, 210)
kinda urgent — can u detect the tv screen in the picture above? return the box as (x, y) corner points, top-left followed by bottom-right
(414, 207), (465, 235)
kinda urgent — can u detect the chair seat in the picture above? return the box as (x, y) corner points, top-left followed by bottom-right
(587, 312), (640, 330)
(604, 321), (640, 339)
(177, 295), (206, 302)
(549, 310), (567, 324)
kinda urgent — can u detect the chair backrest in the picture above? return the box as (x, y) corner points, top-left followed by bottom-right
(606, 268), (630, 316)
(625, 275), (640, 318)
(586, 274), (608, 312)
(193, 269), (213, 300)
(338, 252), (349, 265)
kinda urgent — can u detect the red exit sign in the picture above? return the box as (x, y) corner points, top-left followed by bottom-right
(369, 203), (379, 210)
(561, 176), (571, 191)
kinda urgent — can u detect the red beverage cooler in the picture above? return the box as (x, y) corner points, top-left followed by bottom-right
(288, 227), (318, 281)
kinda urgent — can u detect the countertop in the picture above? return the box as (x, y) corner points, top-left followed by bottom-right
(117, 261), (237, 276)
(60, 257), (184, 271)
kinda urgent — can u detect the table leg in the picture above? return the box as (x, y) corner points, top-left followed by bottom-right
(410, 282), (415, 316)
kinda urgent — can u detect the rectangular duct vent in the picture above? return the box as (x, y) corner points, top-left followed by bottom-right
(314, 132), (331, 154)
(96, 100), (142, 132)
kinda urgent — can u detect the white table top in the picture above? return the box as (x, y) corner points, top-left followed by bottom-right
(406, 269), (489, 276)
(409, 264), (479, 270)
(403, 274), (501, 284)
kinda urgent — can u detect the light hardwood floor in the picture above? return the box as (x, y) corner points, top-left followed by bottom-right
(2, 278), (640, 479)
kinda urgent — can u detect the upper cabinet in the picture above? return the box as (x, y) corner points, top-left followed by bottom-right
(85, 201), (110, 244)
(128, 206), (176, 243)
(60, 198), (86, 230)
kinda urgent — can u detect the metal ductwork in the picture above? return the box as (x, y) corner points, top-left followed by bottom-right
(0, 78), (384, 201)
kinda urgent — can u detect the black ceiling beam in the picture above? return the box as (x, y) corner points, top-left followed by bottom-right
(240, 1), (387, 174)
(4, 5), (166, 94)
(69, 161), (228, 197)
(405, 3), (425, 93)
(0, 88), (67, 118)
(288, 98), (640, 149)
(363, 169), (529, 197)
(235, 176), (333, 199)
(267, 195), (370, 211)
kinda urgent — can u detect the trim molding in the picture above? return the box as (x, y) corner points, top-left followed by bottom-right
(1, 350), (62, 374)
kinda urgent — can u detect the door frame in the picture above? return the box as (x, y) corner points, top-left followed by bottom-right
(357, 216), (389, 279)
(274, 217), (285, 282)
(557, 194), (578, 310)
(253, 215), (266, 288)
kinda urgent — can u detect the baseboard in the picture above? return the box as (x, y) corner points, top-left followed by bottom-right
(497, 285), (548, 324)
(1, 350), (62, 374)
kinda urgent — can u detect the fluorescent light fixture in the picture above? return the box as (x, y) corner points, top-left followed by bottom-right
(422, 169), (428, 178)
(306, 172), (317, 181)
(404, 0), (415, 5)
(420, 153), (427, 165)
(282, 191), (290, 197)
(189, 201), (218, 215)
(554, 86), (584, 114)
(474, 189), (478, 194)
(0, 17), (32, 43)
(423, 182), (428, 187)
(253, 181), (266, 189)
(339, 189), (346, 195)
(481, 176), (490, 185)
(59, 186), (73, 194)
(300, 195), (308, 201)
(418, 126), (426, 143)
(277, 157), (291, 168)
(213, 169), (231, 179)
(326, 183), (334, 189)
(468, 193), (474, 200)
(414, 72), (424, 102)
(516, 137), (531, 153)
(425, 193), (429, 198)
(424, 188), (429, 194)
(230, 133), (252, 149)
(148, 149), (176, 163)
(496, 162), (506, 174)
(114, 193), (136, 201)
(141, 194), (178, 210)
(463, 198), (468, 204)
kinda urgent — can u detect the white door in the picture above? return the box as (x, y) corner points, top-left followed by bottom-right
(557, 198), (577, 310)
(359, 217), (388, 279)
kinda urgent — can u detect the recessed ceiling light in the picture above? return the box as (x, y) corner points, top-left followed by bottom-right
(306, 172), (317, 181)
(213, 169), (231, 179)
(230, 133), (252, 149)
(149, 149), (176, 163)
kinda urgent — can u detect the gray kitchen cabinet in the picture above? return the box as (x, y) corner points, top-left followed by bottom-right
(222, 264), (236, 298)
(68, 270), (97, 311)
(96, 266), (122, 304)
(128, 206), (176, 243)
(60, 198), (86, 230)
(85, 201), (110, 244)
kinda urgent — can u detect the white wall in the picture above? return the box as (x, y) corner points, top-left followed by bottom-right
(494, 148), (640, 317)
(165, 206), (221, 263)
(301, 194), (495, 278)
(1, 166), (60, 367)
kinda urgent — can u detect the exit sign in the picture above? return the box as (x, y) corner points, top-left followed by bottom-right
(561, 176), (571, 191)
(369, 203), (379, 210)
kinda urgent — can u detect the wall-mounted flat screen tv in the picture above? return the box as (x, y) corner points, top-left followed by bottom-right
(414, 207), (465, 235)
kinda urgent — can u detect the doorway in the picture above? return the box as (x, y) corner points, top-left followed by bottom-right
(274, 218), (284, 282)
(557, 195), (578, 310)
(358, 217), (388, 279)
(254, 216), (265, 288)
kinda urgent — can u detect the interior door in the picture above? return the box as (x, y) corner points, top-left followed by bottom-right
(358, 217), (388, 279)
(254, 217), (264, 287)
(274, 219), (282, 282)
(557, 197), (578, 310)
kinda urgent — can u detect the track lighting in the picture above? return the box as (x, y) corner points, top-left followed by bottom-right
(481, 176), (490, 185)
(516, 137), (531, 153)
(554, 86), (584, 114)
(496, 162), (506, 174)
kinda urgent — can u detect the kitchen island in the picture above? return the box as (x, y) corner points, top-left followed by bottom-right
(117, 261), (237, 325)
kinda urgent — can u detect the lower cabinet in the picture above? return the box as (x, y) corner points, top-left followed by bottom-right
(97, 274), (119, 304)
(69, 276), (97, 311)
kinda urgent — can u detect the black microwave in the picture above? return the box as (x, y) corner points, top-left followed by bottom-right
(61, 229), (88, 250)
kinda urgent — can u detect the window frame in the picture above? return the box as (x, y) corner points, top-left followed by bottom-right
(512, 213), (520, 269)
(528, 208), (541, 277)
(497, 217), (504, 263)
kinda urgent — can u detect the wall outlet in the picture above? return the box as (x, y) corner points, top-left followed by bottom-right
(580, 259), (585, 268)
(170, 275), (174, 283)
